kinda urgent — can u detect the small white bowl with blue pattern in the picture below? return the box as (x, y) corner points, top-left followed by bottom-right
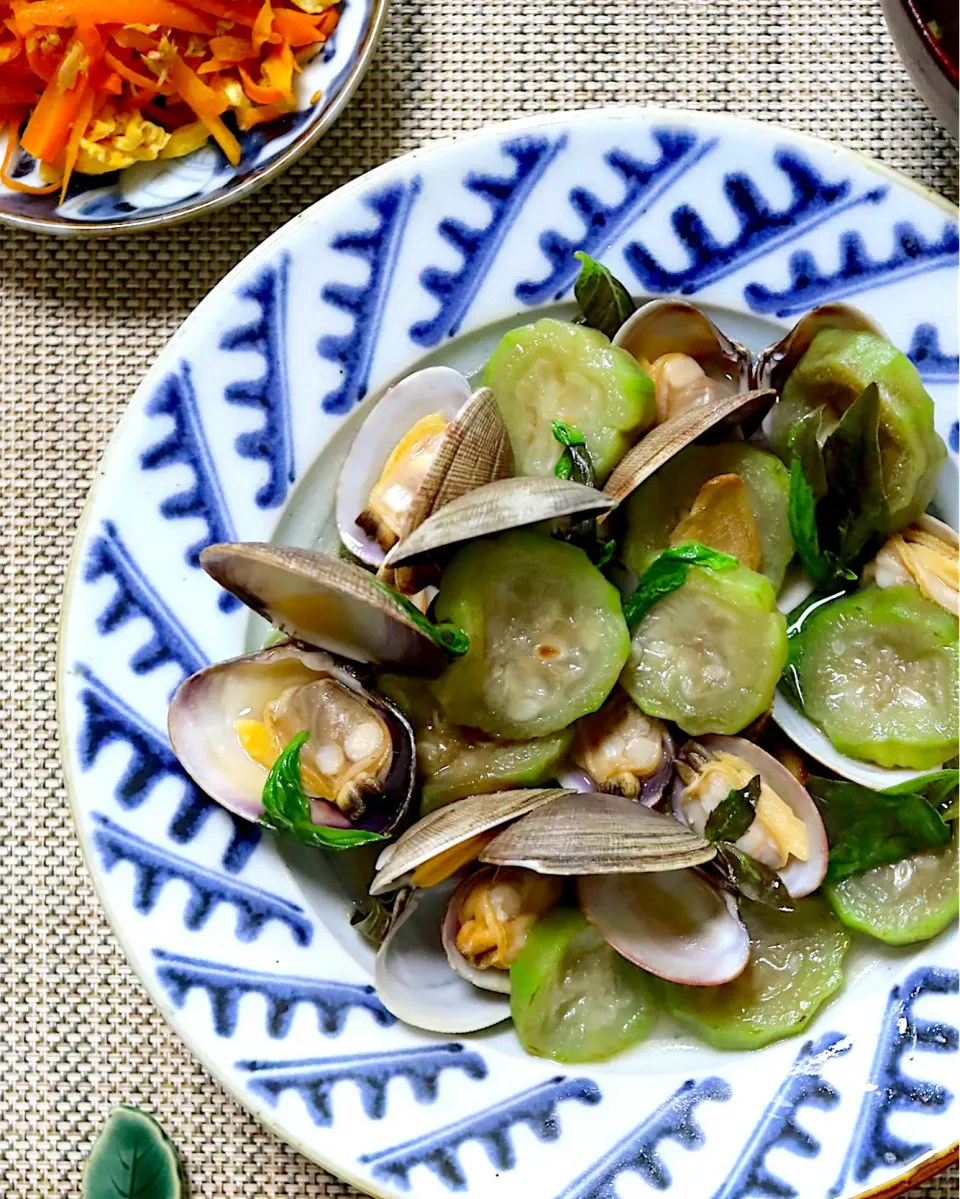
(59, 109), (959, 1198)
(0, 0), (386, 237)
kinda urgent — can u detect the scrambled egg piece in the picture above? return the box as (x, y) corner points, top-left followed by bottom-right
(77, 107), (171, 174)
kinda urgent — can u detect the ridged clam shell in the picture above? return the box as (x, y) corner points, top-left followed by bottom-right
(601, 388), (775, 507)
(403, 387), (514, 535)
(370, 787), (572, 895)
(753, 303), (885, 392)
(480, 792), (716, 875)
(200, 542), (448, 672)
(383, 477), (616, 568)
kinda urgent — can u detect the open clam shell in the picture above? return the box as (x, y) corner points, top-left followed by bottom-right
(614, 299), (751, 400)
(753, 303), (885, 393)
(200, 542), (449, 673)
(382, 477), (616, 569)
(168, 643), (415, 834)
(375, 882), (511, 1032)
(579, 872), (750, 985)
(369, 786), (572, 895)
(441, 868), (513, 995)
(601, 389), (775, 508)
(671, 735), (827, 897)
(336, 367), (473, 567)
(480, 792), (716, 875)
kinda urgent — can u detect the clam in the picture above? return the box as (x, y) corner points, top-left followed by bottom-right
(168, 643), (415, 833)
(862, 513), (958, 617)
(369, 786), (572, 896)
(614, 299), (751, 424)
(200, 542), (450, 673)
(753, 303), (885, 393)
(671, 735), (828, 897)
(601, 388), (775, 508)
(441, 866), (563, 994)
(335, 367), (468, 567)
(578, 871), (750, 985)
(570, 690), (675, 804)
(382, 477), (616, 569)
(480, 792), (716, 875)
(374, 881), (511, 1032)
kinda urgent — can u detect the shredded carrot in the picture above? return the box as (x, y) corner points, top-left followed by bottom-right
(0, 0), (341, 195)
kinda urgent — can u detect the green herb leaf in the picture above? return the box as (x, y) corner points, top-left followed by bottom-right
(884, 769), (960, 821)
(705, 775), (761, 843)
(713, 843), (795, 911)
(260, 731), (389, 850)
(552, 419), (595, 486)
(622, 542), (739, 629)
(83, 1106), (187, 1199)
(350, 896), (393, 946)
(573, 251), (637, 340)
(807, 774), (951, 882)
(787, 384), (887, 586)
(372, 578), (469, 657)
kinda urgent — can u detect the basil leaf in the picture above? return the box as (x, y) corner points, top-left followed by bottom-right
(622, 542), (739, 629)
(372, 578), (469, 657)
(350, 896), (393, 947)
(705, 775), (761, 843)
(552, 420), (595, 486)
(260, 731), (389, 850)
(807, 774), (951, 882)
(83, 1106), (187, 1199)
(573, 251), (636, 340)
(786, 385), (887, 586)
(713, 844), (795, 911)
(884, 768), (960, 821)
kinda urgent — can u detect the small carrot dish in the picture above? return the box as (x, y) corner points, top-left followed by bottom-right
(0, 0), (340, 200)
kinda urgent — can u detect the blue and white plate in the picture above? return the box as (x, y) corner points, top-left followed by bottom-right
(0, 0), (385, 236)
(59, 109), (959, 1198)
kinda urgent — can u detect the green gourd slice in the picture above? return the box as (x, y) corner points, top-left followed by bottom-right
(660, 895), (850, 1051)
(485, 317), (656, 483)
(622, 442), (794, 590)
(619, 563), (788, 736)
(767, 329), (945, 531)
(434, 531), (631, 739)
(787, 585), (959, 770)
(377, 674), (572, 813)
(510, 908), (657, 1063)
(827, 839), (959, 944)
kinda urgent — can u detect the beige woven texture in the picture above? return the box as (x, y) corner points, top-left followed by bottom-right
(0, 0), (958, 1193)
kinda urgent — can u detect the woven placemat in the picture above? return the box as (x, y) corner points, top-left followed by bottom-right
(0, 0), (957, 1193)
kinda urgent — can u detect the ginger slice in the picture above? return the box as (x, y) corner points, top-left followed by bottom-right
(670, 473), (762, 571)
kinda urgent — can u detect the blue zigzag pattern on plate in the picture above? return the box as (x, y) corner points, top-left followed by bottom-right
(622, 150), (886, 296)
(141, 360), (240, 613)
(239, 1044), (488, 1126)
(318, 177), (421, 414)
(743, 221), (960, 317)
(359, 1074), (602, 1192)
(92, 813), (312, 945)
(75, 665), (258, 873)
(950, 422), (959, 454)
(711, 1032), (851, 1199)
(152, 949), (393, 1038)
(221, 252), (295, 509)
(515, 129), (717, 306)
(830, 966), (959, 1197)
(409, 134), (567, 346)
(84, 520), (207, 679)
(908, 323), (960, 383)
(556, 1075), (731, 1198)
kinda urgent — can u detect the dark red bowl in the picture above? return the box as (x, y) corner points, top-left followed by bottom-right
(882, 0), (959, 131)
